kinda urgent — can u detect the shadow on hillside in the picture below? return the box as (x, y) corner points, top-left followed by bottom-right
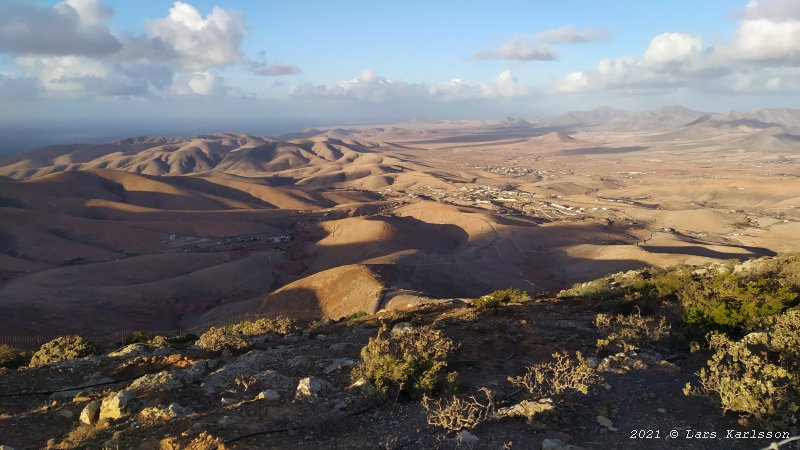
(640, 245), (775, 259)
(558, 146), (648, 156)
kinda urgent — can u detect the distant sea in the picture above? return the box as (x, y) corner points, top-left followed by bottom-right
(0, 119), (325, 156)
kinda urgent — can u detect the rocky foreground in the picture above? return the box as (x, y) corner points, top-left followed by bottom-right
(0, 286), (795, 450)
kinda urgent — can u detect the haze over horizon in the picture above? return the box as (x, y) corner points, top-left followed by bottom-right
(2, 0), (800, 152)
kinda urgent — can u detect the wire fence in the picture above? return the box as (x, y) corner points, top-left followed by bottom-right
(0, 313), (280, 350)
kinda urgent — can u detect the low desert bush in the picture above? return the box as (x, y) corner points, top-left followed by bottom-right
(0, 344), (25, 369)
(595, 311), (670, 354)
(195, 327), (251, 353)
(351, 324), (456, 398)
(345, 311), (369, 320)
(508, 351), (601, 400)
(753, 309), (800, 368)
(474, 288), (531, 313)
(224, 315), (298, 336)
(557, 279), (614, 299)
(683, 331), (798, 424)
(29, 335), (99, 367)
(421, 387), (495, 431)
(679, 270), (797, 336)
(148, 335), (170, 348)
(123, 330), (149, 345)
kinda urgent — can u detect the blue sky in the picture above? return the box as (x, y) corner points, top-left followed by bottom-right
(1, 0), (799, 150)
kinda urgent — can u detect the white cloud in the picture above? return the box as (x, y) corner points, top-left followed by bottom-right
(291, 69), (417, 101)
(429, 70), (529, 100)
(1, 1), (300, 98)
(533, 26), (612, 44)
(729, 18), (800, 64)
(641, 33), (705, 69)
(473, 38), (557, 61)
(144, 1), (247, 70)
(0, 0), (121, 56)
(741, 0), (800, 21)
(291, 69), (529, 103)
(14, 55), (157, 96)
(173, 71), (228, 96)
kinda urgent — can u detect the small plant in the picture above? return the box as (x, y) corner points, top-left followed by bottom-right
(474, 295), (504, 313)
(195, 327), (251, 353)
(683, 331), (797, 423)
(474, 288), (531, 314)
(123, 330), (149, 345)
(29, 335), (99, 367)
(346, 311), (369, 320)
(557, 279), (615, 299)
(595, 311), (670, 354)
(351, 324), (456, 398)
(0, 344), (25, 369)
(224, 316), (297, 336)
(234, 375), (259, 393)
(509, 351), (601, 400)
(421, 387), (495, 431)
(148, 335), (170, 348)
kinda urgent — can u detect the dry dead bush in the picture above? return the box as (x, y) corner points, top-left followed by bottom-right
(421, 387), (496, 431)
(508, 351), (601, 400)
(595, 311), (670, 354)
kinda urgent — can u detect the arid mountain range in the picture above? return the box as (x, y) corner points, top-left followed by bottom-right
(1, 107), (799, 337)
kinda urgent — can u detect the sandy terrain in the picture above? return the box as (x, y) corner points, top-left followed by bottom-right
(0, 107), (799, 336)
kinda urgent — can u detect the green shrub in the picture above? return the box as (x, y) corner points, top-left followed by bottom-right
(750, 309), (800, 370)
(29, 335), (99, 367)
(474, 295), (504, 313)
(345, 311), (368, 320)
(223, 316), (297, 336)
(679, 270), (797, 336)
(123, 330), (148, 345)
(557, 279), (615, 299)
(683, 331), (798, 424)
(0, 344), (25, 369)
(195, 327), (251, 353)
(351, 324), (456, 398)
(474, 288), (531, 313)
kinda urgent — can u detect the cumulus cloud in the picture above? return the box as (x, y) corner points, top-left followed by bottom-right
(429, 71), (529, 100)
(728, 18), (800, 64)
(533, 26), (612, 44)
(14, 55), (160, 96)
(553, 0), (800, 96)
(172, 71), (228, 96)
(291, 69), (529, 103)
(0, 1), (300, 98)
(0, 0), (121, 56)
(290, 69), (418, 101)
(143, 1), (246, 70)
(740, 0), (800, 21)
(473, 39), (558, 61)
(641, 33), (706, 69)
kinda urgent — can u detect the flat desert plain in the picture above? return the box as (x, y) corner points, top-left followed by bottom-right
(1, 106), (799, 337)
